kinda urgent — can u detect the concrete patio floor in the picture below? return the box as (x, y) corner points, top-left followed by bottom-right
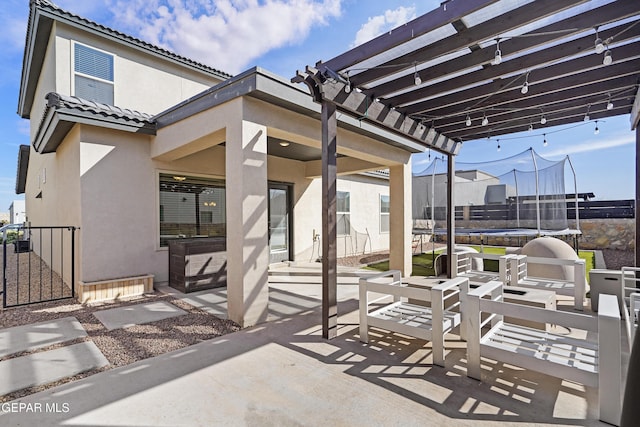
(0, 268), (625, 426)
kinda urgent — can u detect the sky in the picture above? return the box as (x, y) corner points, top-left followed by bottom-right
(0, 0), (636, 214)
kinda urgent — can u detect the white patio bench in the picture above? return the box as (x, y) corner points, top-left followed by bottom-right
(622, 266), (640, 348)
(465, 281), (622, 426)
(359, 271), (465, 367)
(451, 251), (511, 284)
(505, 254), (586, 311)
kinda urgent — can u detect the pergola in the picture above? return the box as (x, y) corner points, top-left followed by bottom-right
(293, 0), (640, 338)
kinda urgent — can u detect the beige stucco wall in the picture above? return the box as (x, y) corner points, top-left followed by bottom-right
(24, 126), (82, 286)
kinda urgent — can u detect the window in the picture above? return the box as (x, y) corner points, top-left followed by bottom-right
(380, 194), (390, 233)
(159, 173), (226, 247)
(337, 191), (350, 236)
(74, 43), (114, 104)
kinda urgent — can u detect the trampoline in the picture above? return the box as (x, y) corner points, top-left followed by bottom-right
(431, 227), (582, 250)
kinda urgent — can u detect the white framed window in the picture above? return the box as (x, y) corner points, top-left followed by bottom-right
(380, 194), (390, 233)
(73, 43), (114, 104)
(337, 191), (350, 236)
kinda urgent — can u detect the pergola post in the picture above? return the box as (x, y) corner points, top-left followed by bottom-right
(636, 126), (640, 268)
(447, 153), (456, 277)
(321, 100), (338, 339)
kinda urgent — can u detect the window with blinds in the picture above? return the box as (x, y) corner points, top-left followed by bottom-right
(380, 194), (390, 233)
(337, 191), (350, 236)
(159, 174), (226, 247)
(74, 43), (114, 104)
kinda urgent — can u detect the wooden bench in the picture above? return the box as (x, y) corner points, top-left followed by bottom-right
(506, 254), (586, 311)
(359, 271), (464, 367)
(465, 281), (622, 426)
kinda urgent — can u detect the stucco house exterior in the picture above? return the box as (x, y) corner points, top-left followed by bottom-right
(8, 200), (27, 225)
(16, 0), (418, 327)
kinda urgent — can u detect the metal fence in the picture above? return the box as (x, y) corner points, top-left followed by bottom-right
(2, 226), (77, 308)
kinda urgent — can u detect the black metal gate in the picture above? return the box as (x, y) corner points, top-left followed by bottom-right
(2, 226), (77, 308)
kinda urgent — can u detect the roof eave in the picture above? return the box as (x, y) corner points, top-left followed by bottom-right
(33, 106), (156, 154)
(156, 67), (431, 154)
(18, 6), (52, 119)
(15, 145), (30, 194)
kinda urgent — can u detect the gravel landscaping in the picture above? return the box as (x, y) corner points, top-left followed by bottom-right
(1, 247), (240, 403)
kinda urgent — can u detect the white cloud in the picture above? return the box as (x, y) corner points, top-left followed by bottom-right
(351, 6), (416, 48)
(543, 133), (634, 158)
(104, 0), (342, 75)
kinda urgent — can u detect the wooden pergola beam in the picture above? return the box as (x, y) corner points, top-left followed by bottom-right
(404, 58), (640, 118)
(347, 0), (588, 87)
(370, 0), (640, 99)
(319, 0), (499, 73)
(293, 68), (461, 155)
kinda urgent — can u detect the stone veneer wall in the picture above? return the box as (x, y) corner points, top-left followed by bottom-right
(436, 219), (635, 251)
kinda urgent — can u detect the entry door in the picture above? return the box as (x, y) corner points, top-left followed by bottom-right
(268, 183), (292, 264)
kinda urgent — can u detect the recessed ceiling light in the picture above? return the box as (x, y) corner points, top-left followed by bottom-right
(279, 141), (290, 147)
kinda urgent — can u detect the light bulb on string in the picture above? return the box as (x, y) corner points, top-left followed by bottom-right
(528, 123), (533, 132)
(344, 73), (351, 93)
(594, 120), (600, 135)
(521, 72), (530, 95)
(540, 115), (547, 125)
(607, 94), (614, 110)
(497, 140), (501, 152)
(543, 134), (548, 147)
(594, 27), (605, 54)
(465, 115), (471, 126)
(413, 63), (421, 86)
(482, 113), (489, 126)
(493, 38), (502, 65)
(603, 47), (612, 65)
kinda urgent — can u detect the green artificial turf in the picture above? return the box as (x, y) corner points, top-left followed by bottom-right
(366, 246), (596, 280)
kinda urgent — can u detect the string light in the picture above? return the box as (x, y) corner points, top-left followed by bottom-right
(543, 133), (548, 147)
(603, 46), (612, 65)
(344, 73), (351, 93)
(413, 63), (422, 86)
(497, 139), (501, 152)
(493, 38), (502, 65)
(583, 104), (591, 122)
(528, 122), (534, 132)
(594, 120), (600, 135)
(594, 27), (605, 54)
(465, 114), (472, 126)
(482, 113), (489, 126)
(521, 72), (530, 94)
(540, 115), (547, 125)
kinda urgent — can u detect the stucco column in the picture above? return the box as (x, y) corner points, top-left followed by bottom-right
(389, 161), (412, 277)
(225, 119), (269, 327)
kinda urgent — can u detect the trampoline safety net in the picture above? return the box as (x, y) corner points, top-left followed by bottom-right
(412, 148), (578, 232)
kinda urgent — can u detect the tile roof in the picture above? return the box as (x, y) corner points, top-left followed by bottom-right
(45, 92), (155, 125)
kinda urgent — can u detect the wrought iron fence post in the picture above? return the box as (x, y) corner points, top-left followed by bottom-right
(71, 226), (75, 298)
